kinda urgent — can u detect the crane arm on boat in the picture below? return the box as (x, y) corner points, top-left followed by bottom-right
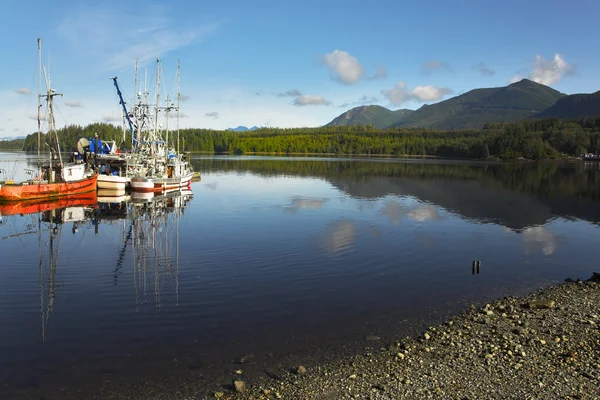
(110, 77), (137, 147)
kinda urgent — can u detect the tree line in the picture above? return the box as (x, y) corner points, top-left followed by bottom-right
(1, 117), (600, 160)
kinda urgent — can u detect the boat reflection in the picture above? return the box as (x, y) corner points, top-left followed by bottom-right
(1, 188), (193, 342)
(93, 189), (194, 309)
(128, 189), (193, 309)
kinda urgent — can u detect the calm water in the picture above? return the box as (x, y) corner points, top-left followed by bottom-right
(1, 153), (600, 398)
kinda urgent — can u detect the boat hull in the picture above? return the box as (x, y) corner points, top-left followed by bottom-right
(0, 174), (98, 202)
(0, 192), (98, 217)
(97, 188), (129, 204)
(130, 173), (193, 193)
(97, 174), (129, 190)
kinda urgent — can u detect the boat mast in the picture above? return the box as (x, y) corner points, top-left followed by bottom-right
(133, 58), (139, 150)
(165, 96), (170, 157)
(177, 59), (180, 156)
(43, 66), (63, 167)
(154, 58), (161, 152)
(37, 39), (42, 158)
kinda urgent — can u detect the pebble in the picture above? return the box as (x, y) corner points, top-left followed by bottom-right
(296, 365), (307, 375)
(234, 380), (246, 393)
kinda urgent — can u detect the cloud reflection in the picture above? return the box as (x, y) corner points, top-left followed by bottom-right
(204, 182), (218, 191)
(284, 196), (328, 214)
(521, 226), (558, 255)
(321, 219), (357, 253)
(378, 201), (442, 225)
(407, 205), (442, 222)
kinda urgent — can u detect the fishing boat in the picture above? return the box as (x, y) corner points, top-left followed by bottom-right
(109, 58), (194, 193)
(77, 136), (130, 190)
(0, 39), (97, 203)
(0, 191), (97, 217)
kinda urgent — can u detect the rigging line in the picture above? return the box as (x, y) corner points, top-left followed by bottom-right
(54, 105), (69, 130)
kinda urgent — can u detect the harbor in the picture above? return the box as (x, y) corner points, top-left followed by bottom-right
(0, 40), (197, 204)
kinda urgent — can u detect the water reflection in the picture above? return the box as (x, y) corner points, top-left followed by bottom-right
(378, 200), (443, 225)
(0, 189), (193, 342)
(408, 205), (442, 222)
(128, 190), (193, 309)
(521, 226), (558, 256)
(284, 196), (329, 214)
(193, 157), (600, 228)
(204, 181), (218, 191)
(321, 219), (357, 253)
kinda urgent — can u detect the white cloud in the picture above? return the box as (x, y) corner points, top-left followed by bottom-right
(276, 89), (303, 97)
(422, 60), (452, 74)
(322, 49), (365, 85)
(381, 82), (453, 105)
(58, 5), (220, 70)
(102, 114), (121, 122)
(179, 95), (191, 101)
(370, 65), (387, 80)
(530, 54), (575, 85)
(381, 82), (411, 104)
(205, 111), (219, 119)
(15, 88), (31, 95)
(411, 85), (453, 102)
(64, 101), (83, 108)
(293, 95), (331, 106)
(353, 95), (379, 105)
(474, 62), (495, 76)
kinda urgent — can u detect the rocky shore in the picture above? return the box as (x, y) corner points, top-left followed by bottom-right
(218, 275), (600, 400)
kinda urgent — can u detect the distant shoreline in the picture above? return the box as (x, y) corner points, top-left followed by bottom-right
(0, 149), (586, 163)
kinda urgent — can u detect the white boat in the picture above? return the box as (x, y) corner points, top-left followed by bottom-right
(97, 188), (129, 204)
(97, 174), (129, 190)
(76, 137), (131, 191)
(130, 162), (193, 192)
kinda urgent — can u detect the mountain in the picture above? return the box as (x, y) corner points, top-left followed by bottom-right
(0, 135), (25, 141)
(390, 79), (566, 130)
(326, 105), (414, 129)
(325, 79), (570, 130)
(228, 126), (260, 132)
(534, 90), (600, 119)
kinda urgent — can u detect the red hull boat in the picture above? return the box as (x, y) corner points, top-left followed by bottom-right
(0, 174), (98, 203)
(0, 191), (98, 216)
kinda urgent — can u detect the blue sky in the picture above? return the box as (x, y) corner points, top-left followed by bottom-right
(0, 0), (599, 137)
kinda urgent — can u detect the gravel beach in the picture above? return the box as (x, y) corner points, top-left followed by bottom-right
(220, 275), (600, 400)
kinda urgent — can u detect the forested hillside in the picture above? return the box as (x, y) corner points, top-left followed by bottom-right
(2, 118), (599, 161)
